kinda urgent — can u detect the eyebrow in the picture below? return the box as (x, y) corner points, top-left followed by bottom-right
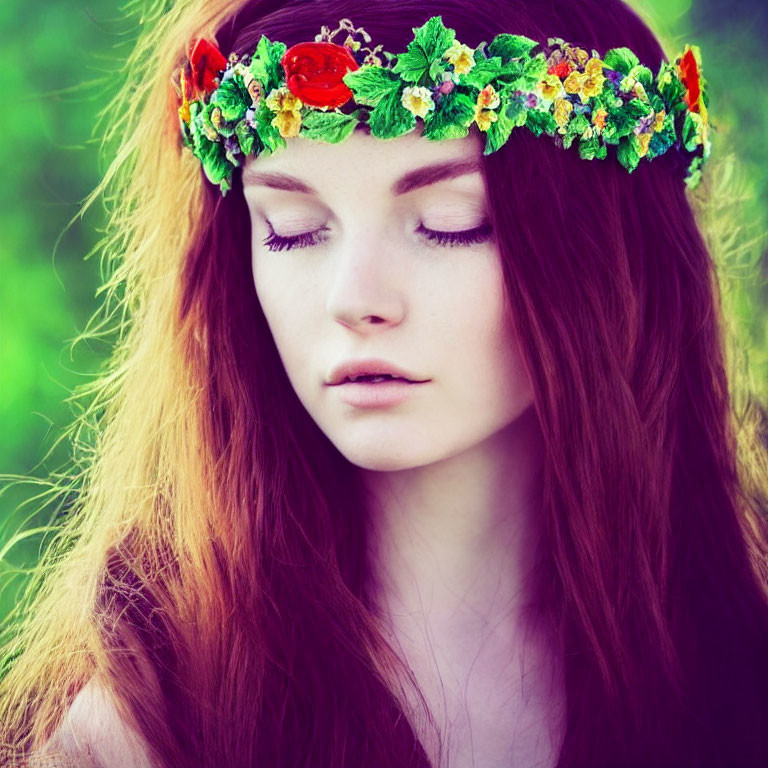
(241, 157), (482, 196)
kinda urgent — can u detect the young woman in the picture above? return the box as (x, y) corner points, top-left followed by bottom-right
(2, 0), (767, 766)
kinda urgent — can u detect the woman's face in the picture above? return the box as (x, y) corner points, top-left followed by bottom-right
(243, 126), (533, 471)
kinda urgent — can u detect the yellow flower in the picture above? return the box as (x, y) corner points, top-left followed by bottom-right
(571, 47), (589, 68)
(202, 122), (219, 141)
(443, 40), (476, 74)
(618, 76), (648, 102)
(272, 109), (302, 138)
(474, 106), (498, 132)
(592, 107), (608, 132)
(633, 82), (649, 102)
(553, 97), (573, 132)
(265, 87), (303, 113)
(476, 84), (500, 110)
(563, 71), (585, 95)
(401, 85), (435, 118)
(582, 75), (604, 100)
(636, 132), (652, 158)
(564, 68), (604, 103)
(265, 87), (303, 138)
(652, 109), (666, 133)
(537, 74), (564, 102)
(242, 71), (263, 107)
(584, 57), (604, 77)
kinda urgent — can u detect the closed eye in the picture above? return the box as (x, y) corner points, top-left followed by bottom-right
(261, 221), (494, 252)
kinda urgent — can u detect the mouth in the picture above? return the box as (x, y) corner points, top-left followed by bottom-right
(330, 374), (429, 408)
(338, 374), (421, 385)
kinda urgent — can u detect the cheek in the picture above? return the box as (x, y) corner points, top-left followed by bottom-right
(251, 254), (315, 374)
(445, 258), (532, 406)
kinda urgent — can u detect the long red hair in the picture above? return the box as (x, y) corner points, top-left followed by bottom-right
(2, 1), (767, 767)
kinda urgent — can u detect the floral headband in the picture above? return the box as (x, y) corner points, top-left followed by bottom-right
(174, 15), (711, 196)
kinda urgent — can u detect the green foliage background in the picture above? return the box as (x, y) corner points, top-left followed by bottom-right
(1, 0), (766, 626)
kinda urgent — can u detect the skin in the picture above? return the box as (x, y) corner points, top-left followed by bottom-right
(243, 125), (564, 768)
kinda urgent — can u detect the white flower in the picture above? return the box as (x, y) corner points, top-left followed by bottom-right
(401, 86), (435, 119)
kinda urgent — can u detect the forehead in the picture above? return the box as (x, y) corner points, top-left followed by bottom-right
(242, 125), (484, 198)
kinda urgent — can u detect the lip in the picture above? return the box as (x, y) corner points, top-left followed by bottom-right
(332, 379), (429, 408)
(326, 357), (430, 387)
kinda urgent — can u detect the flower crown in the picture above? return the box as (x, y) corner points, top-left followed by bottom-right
(174, 15), (711, 196)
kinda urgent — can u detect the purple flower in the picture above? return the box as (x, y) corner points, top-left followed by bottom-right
(525, 92), (538, 108)
(224, 135), (241, 154)
(439, 80), (455, 95)
(604, 69), (623, 87)
(245, 108), (256, 127)
(633, 114), (654, 135)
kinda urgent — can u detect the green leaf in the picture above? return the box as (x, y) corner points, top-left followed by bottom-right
(300, 109), (361, 143)
(656, 63), (685, 108)
(483, 94), (520, 154)
(412, 15), (456, 61)
(253, 99), (286, 154)
(422, 120), (470, 140)
(624, 98), (652, 120)
(368, 87), (417, 139)
(603, 47), (640, 75)
(211, 75), (249, 122)
(459, 56), (503, 89)
(649, 93), (665, 113)
(249, 35), (287, 91)
(567, 113), (590, 137)
(487, 33), (539, 61)
(494, 60), (525, 85)
(235, 119), (259, 156)
(429, 57), (449, 82)
(684, 155), (704, 189)
(681, 111), (701, 151)
(199, 137), (232, 185)
(422, 90), (475, 140)
(392, 16), (455, 85)
(648, 126), (675, 157)
(517, 53), (548, 89)
(504, 96), (529, 128)
(604, 101), (647, 142)
(525, 109), (557, 137)
(189, 102), (218, 154)
(343, 65), (402, 106)
(616, 138), (640, 172)
(392, 50), (430, 83)
(649, 119), (676, 155)
(628, 64), (653, 91)
(578, 135), (602, 160)
(180, 118), (194, 149)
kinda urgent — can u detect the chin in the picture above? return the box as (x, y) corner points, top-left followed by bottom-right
(331, 436), (438, 472)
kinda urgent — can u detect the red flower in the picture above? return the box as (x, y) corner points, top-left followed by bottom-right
(188, 38), (228, 98)
(548, 60), (573, 79)
(678, 47), (701, 113)
(281, 42), (360, 109)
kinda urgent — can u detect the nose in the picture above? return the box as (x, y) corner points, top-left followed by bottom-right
(325, 229), (407, 332)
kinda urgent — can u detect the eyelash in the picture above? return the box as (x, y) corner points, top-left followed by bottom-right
(261, 221), (494, 252)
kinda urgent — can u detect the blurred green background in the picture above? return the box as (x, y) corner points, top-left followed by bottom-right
(1, 0), (767, 626)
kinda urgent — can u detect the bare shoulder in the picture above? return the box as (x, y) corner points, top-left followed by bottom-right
(35, 676), (157, 768)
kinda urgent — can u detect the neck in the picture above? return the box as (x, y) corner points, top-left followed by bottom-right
(362, 404), (550, 654)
